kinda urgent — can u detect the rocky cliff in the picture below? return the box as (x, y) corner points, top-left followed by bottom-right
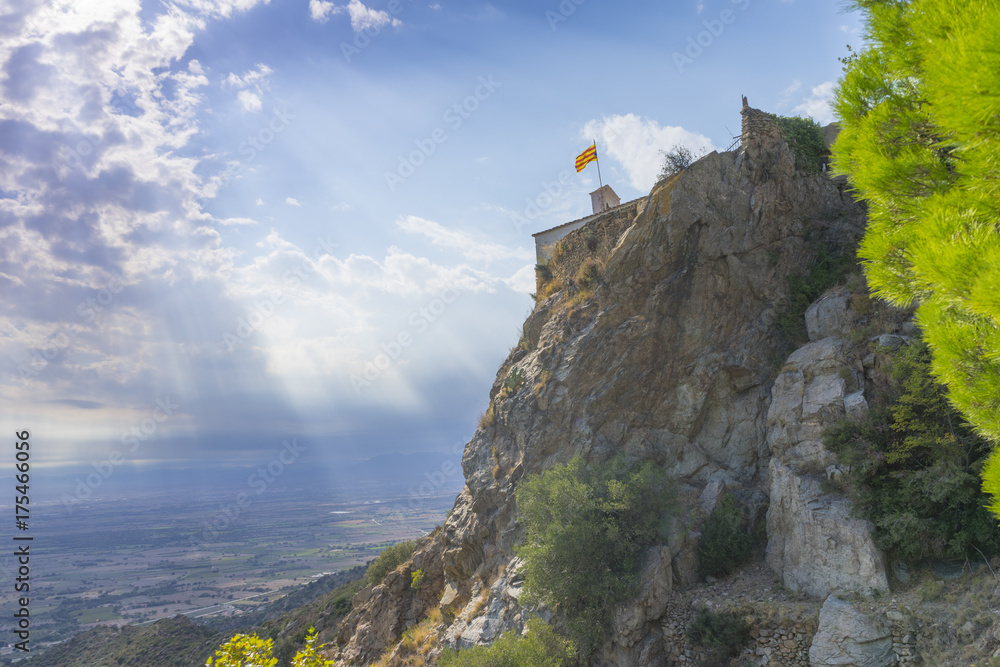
(329, 110), (914, 666)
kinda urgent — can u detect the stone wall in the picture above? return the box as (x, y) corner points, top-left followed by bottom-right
(535, 198), (642, 294)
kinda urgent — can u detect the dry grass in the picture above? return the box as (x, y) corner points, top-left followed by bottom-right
(477, 403), (495, 430)
(372, 608), (443, 667)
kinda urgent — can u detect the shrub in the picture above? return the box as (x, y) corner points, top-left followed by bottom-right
(698, 492), (753, 578)
(574, 259), (601, 291)
(206, 628), (332, 667)
(437, 617), (575, 667)
(410, 569), (424, 590)
(823, 340), (1000, 563)
(687, 608), (750, 664)
(516, 455), (674, 657)
(363, 540), (417, 587)
(502, 367), (526, 397)
(767, 113), (827, 173)
(535, 262), (552, 284)
(658, 144), (705, 180)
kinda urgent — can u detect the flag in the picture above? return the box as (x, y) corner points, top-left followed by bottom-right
(575, 143), (597, 172)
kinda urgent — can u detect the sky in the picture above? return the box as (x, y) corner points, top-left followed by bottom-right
(0, 0), (863, 494)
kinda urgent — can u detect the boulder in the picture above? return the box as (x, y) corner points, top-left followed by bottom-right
(806, 288), (853, 342)
(767, 459), (888, 597)
(809, 596), (895, 667)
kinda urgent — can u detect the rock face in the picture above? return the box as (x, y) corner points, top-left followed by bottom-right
(332, 110), (882, 665)
(766, 458), (888, 597)
(334, 529), (446, 665)
(809, 596), (895, 667)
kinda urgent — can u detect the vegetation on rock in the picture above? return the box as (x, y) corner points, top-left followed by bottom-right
(206, 627), (332, 667)
(687, 607), (751, 664)
(516, 455), (674, 657)
(824, 340), (1000, 563)
(698, 492), (753, 578)
(767, 113), (827, 173)
(832, 0), (1000, 514)
(657, 144), (704, 180)
(363, 540), (417, 587)
(437, 617), (576, 667)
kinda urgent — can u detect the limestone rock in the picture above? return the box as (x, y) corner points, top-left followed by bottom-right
(806, 288), (854, 342)
(767, 458), (888, 597)
(809, 596), (895, 667)
(767, 337), (855, 470)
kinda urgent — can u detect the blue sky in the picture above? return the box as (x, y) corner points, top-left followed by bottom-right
(0, 0), (862, 485)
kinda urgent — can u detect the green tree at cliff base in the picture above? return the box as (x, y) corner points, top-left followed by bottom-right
(515, 455), (674, 657)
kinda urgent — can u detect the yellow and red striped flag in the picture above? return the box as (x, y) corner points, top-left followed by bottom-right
(575, 143), (597, 172)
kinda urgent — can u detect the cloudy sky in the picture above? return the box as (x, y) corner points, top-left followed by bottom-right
(0, 0), (861, 487)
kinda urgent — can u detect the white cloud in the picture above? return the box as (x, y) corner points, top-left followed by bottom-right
(310, 0), (401, 30)
(345, 0), (401, 31)
(309, 0), (404, 32)
(286, 197), (302, 206)
(217, 217), (258, 226)
(505, 264), (536, 294)
(309, 0), (343, 22)
(791, 81), (837, 125)
(581, 114), (716, 192)
(255, 197), (265, 206)
(226, 63), (271, 112)
(237, 89), (262, 112)
(778, 80), (802, 107)
(396, 216), (533, 264)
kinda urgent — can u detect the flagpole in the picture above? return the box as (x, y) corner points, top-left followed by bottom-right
(594, 139), (603, 191)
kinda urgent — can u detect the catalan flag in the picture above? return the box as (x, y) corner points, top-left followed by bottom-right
(575, 143), (598, 173)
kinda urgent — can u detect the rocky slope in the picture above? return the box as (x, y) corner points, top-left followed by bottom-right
(328, 109), (918, 665)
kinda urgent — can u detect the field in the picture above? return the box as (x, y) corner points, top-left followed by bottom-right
(0, 478), (458, 655)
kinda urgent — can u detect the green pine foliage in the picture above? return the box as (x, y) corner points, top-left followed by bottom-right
(437, 617), (576, 667)
(831, 0), (1000, 515)
(515, 455), (674, 657)
(698, 492), (753, 578)
(823, 341), (1000, 563)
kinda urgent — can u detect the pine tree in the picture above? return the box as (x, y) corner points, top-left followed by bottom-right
(832, 0), (1000, 516)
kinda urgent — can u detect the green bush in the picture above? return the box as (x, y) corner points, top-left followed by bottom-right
(698, 492), (752, 578)
(658, 144), (705, 180)
(410, 569), (424, 590)
(437, 617), (575, 667)
(823, 340), (1000, 563)
(687, 607), (750, 664)
(516, 455), (674, 657)
(363, 540), (417, 587)
(767, 113), (827, 173)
